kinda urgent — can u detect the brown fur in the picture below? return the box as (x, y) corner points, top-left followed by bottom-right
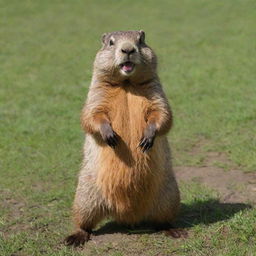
(65, 31), (180, 246)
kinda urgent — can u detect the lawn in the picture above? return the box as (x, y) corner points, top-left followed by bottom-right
(0, 0), (256, 255)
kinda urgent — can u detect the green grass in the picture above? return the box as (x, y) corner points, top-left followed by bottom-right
(0, 0), (255, 255)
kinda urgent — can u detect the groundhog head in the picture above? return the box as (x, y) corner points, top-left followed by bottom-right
(94, 30), (157, 82)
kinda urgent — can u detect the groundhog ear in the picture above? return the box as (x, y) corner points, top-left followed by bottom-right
(101, 33), (107, 44)
(139, 30), (145, 43)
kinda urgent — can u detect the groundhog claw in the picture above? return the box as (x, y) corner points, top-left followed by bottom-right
(139, 123), (156, 152)
(105, 131), (118, 148)
(139, 136), (154, 152)
(100, 122), (118, 148)
(64, 230), (90, 247)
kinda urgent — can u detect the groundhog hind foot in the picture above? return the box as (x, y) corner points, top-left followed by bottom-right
(64, 230), (91, 247)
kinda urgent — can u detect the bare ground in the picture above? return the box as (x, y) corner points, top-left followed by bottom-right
(176, 151), (256, 204)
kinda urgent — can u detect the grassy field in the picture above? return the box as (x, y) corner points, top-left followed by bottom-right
(0, 0), (256, 255)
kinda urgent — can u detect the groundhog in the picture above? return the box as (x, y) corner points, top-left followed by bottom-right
(65, 30), (181, 246)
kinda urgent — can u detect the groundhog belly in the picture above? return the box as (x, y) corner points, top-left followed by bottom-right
(96, 88), (165, 223)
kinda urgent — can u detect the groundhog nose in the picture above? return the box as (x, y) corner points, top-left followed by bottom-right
(121, 47), (136, 55)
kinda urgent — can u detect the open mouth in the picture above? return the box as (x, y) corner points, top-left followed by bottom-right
(120, 61), (135, 73)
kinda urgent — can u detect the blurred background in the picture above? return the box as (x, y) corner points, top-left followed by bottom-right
(0, 0), (255, 255)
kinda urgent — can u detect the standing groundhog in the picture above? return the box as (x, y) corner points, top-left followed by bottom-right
(65, 30), (180, 246)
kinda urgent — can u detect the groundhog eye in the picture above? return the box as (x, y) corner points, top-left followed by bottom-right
(109, 39), (114, 46)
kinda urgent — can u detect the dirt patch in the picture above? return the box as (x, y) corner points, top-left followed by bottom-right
(175, 152), (256, 204)
(0, 189), (30, 234)
(0, 189), (26, 219)
(84, 232), (140, 254)
(176, 141), (256, 204)
(82, 231), (178, 256)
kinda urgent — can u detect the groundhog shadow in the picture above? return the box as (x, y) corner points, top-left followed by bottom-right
(114, 136), (135, 167)
(177, 199), (252, 228)
(93, 199), (251, 236)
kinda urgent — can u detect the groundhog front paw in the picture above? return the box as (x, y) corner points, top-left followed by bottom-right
(64, 230), (91, 247)
(139, 123), (156, 152)
(100, 122), (118, 148)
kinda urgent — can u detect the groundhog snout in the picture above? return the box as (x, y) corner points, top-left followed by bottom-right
(120, 42), (137, 56)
